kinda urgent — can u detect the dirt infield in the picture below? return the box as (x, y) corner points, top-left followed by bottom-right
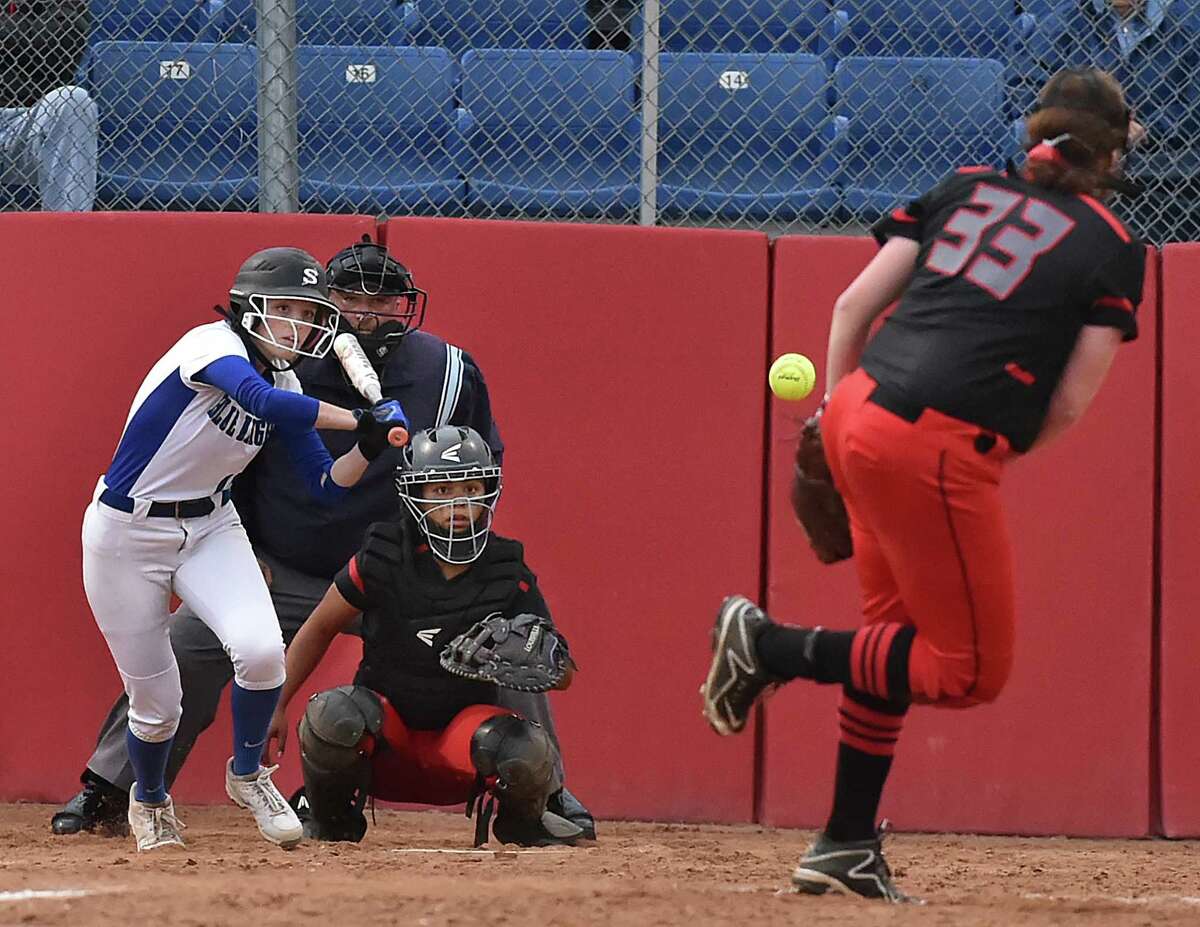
(1, 804), (1197, 926)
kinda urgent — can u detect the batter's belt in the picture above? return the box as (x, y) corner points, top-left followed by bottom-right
(100, 487), (233, 519)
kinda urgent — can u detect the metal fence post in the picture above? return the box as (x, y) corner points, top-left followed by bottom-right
(258, 0), (299, 213)
(638, 0), (661, 227)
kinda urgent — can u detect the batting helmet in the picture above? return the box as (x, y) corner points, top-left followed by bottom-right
(228, 247), (341, 367)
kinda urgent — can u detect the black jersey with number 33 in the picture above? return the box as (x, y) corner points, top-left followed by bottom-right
(861, 166), (1146, 452)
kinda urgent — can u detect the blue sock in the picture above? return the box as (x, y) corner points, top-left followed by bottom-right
(231, 683), (282, 776)
(126, 728), (173, 804)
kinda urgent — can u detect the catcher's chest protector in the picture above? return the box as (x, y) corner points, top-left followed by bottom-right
(356, 533), (528, 728)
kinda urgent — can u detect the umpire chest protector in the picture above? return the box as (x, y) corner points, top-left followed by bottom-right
(353, 522), (528, 729)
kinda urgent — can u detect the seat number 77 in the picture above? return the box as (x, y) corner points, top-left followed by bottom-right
(926, 184), (1075, 300)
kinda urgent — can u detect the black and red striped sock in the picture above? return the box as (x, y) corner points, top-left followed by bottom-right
(755, 622), (915, 699)
(848, 623), (915, 701)
(824, 688), (908, 843)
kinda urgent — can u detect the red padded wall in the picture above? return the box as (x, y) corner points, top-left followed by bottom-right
(385, 217), (769, 822)
(0, 212), (375, 803)
(1159, 244), (1200, 837)
(762, 236), (1156, 836)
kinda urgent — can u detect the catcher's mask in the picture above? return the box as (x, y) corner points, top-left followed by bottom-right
(326, 239), (427, 363)
(396, 426), (502, 565)
(228, 247), (341, 370)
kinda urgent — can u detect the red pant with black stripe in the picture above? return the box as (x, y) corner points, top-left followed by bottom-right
(820, 369), (1017, 752)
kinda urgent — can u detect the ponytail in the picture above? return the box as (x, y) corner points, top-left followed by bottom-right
(1023, 68), (1131, 196)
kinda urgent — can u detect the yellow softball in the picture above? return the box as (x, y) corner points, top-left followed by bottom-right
(768, 353), (817, 401)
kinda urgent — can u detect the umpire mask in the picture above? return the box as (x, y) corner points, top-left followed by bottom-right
(327, 240), (427, 364)
(396, 427), (502, 565)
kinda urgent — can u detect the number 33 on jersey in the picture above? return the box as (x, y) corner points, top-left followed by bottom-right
(879, 165), (1143, 317)
(862, 165), (1146, 452)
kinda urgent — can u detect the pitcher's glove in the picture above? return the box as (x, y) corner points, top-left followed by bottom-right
(791, 416), (853, 564)
(440, 614), (575, 693)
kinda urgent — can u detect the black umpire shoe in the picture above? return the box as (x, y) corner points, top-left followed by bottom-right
(700, 595), (780, 736)
(790, 825), (921, 904)
(50, 774), (129, 836)
(549, 788), (597, 841)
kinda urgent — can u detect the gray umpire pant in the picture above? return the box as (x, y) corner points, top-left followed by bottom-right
(85, 550), (565, 791)
(0, 86), (97, 212)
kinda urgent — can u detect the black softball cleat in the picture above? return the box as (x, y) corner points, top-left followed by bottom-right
(790, 823), (922, 904)
(700, 594), (780, 736)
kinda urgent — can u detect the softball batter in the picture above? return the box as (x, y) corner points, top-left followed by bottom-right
(82, 246), (408, 852)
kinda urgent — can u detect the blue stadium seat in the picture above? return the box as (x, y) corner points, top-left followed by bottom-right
(655, 0), (841, 55)
(91, 0), (219, 43)
(658, 52), (838, 220)
(459, 49), (638, 218)
(835, 1), (1022, 60)
(91, 42), (257, 209)
(836, 57), (1012, 218)
(298, 46), (464, 214)
(212, 0), (412, 45)
(413, 0), (589, 52)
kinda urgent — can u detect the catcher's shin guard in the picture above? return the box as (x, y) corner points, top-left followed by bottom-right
(468, 715), (582, 847)
(297, 685), (382, 842)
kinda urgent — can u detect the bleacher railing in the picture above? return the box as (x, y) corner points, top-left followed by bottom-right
(3, 1), (1196, 243)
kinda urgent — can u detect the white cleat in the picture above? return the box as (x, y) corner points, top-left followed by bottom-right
(128, 785), (186, 851)
(225, 759), (303, 848)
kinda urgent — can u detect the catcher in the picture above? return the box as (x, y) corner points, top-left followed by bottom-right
(265, 426), (582, 847)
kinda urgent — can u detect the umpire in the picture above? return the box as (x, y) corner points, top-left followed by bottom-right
(52, 240), (595, 838)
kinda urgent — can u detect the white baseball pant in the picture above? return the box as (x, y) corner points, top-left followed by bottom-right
(81, 494), (285, 743)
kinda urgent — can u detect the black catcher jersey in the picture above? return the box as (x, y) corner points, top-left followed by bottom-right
(334, 522), (552, 730)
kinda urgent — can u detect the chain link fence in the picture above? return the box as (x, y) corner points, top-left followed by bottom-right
(2, 2), (1197, 243)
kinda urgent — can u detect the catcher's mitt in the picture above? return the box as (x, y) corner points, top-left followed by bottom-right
(791, 416), (853, 564)
(440, 613), (575, 693)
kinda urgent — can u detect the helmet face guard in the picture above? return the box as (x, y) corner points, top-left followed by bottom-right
(337, 292), (427, 357)
(228, 247), (342, 368)
(233, 291), (341, 362)
(395, 426), (502, 564)
(396, 467), (503, 565)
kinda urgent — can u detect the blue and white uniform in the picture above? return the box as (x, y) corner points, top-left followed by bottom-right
(83, 319), (343, 749)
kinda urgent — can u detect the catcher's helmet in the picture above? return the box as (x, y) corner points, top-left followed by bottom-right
(396, 426), (501, 565)
(326, 241), (427, 362)
(229, 247), (340, 368)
